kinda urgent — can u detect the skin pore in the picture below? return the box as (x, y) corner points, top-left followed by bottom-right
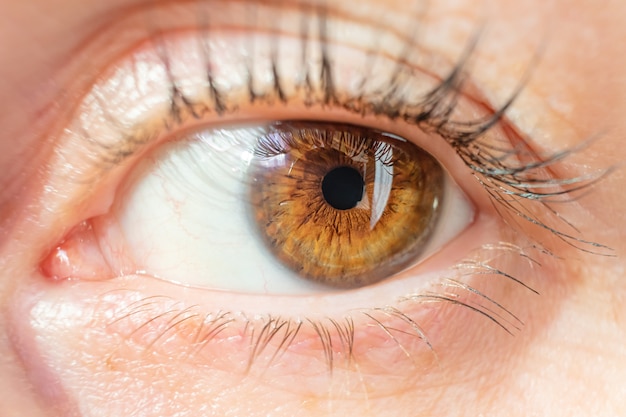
(1, 0), (626, 416)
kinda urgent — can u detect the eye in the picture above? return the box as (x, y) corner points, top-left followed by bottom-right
(19, 4), (610, 415)
(42, 119), (473, 294)
(29, 7), (561, 388)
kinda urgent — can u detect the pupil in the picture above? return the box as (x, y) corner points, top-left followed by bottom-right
(321, 166), (364, 210)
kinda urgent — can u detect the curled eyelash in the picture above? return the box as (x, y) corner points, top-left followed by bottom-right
(99, 0), (612, 258)
(253, 122), (397, 168)
(102, 241), (541, 389)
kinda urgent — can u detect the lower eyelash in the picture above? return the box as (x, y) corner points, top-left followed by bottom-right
(101, 240), (541, 382)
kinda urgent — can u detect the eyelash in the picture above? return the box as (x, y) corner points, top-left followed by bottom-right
(137, 17), (611, 256)
(59, 1), (611, 377)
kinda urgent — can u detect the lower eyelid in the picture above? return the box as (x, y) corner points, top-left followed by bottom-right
(11, 278), (511, 405)
(10, 211), (548, 413)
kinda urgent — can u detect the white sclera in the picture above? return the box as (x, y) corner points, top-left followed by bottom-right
(105, 125), (474, 294)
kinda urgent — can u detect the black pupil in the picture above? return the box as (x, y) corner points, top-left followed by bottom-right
(321, 166), (365, 210)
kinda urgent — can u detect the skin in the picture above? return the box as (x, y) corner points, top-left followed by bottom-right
(1, 0), (626, 416)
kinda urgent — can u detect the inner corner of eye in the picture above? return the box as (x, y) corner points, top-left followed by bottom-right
(40, 120), (473, 293)
(39, 219), (116, 283)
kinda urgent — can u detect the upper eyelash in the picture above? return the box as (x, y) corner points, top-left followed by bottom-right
(113, 3), (611, 257)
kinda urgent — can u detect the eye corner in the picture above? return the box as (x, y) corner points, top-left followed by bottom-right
(39, 220), (115, 283)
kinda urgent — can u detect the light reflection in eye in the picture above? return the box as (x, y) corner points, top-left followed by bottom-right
(250, 121), (452, 288)
(43, 120), (473, 294)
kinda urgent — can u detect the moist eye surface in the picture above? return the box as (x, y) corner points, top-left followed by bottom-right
(249, 121), (445, 288)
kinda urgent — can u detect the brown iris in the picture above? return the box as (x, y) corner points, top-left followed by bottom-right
(249, 121), (444, 288)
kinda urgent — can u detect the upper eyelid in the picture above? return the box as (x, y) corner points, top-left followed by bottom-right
(20, 0), (608, 259)
(0, 0), (455, 229)
(43, 4), (483, 181)
(40, 0), (470, 136)
(23, 10), (507, 220)
(24, 0), (478, 182)
(14, 1), (485, 251)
